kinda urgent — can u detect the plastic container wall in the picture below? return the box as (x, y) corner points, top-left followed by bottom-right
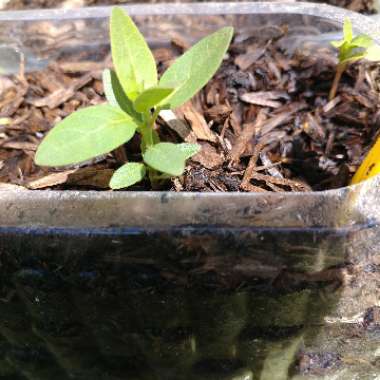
(0, 3), (379, 380)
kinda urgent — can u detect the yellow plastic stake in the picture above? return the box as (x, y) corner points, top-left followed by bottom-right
(351, 136), (380, 184)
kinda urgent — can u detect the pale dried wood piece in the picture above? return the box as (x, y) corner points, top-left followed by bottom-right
(259, 112), (292, 135)
(26, 170), (77, 189)
(230, 109), (267, 163)
(259, 152), (283, 179)
(159, 110), (197, 143)
(0, 182), (26, 191)
(28, 74), (92, 109)
(58, 61), (108, 73)
(177, 102), (217, 143)
(192, 142), (224, 170)
(323, 96), (342, 114)
(240, 91), (289, 108)
(241, 183), (268, 192)
(1, 141), (37, 151)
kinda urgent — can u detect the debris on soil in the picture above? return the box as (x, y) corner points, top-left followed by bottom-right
(296, 351), (342, 376)
(1, 21), (380, 192)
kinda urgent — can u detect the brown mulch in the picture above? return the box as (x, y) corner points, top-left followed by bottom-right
(1, 23), (380, 192)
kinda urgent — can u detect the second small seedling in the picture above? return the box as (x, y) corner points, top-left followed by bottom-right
(329, 18), (380, 100)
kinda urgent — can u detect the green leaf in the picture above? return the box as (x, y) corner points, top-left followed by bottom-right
(102, 69), (140, 120)
(343, 18), (353, 42)
(177, 143), (201, 159)
(35, 105), (138, 167)
(365, 43), (380, 61)
(133, 86), (174, 113)
(159, 26), (233, 109)
(351, 34), (373, 48)
(143, 142), (196, 176)
(110, 162), (146, 189)
(110, 7), (157, 100)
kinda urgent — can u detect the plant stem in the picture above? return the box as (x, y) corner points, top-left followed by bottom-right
(329, 62), (347, 101)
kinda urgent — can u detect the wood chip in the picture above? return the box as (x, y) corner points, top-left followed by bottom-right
(0, 182), (26, 191)
(159, 110), (197, 143)
(230, 109), (267, 163)
(1, 141), (37, 151)
(27, 74), (93, 109)
(240, 91), (288, 108)
(26, 170), (76, 189)
(178, 102), (217, 143)
(323, 96), (342, 114)
(192, 142), (224, 170)
(234, 47), (266, 70)
(67, 167), (114, 188)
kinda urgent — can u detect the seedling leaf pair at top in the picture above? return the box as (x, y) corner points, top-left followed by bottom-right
(35, 7), (234, 189)
(329, 18), (380, 100)
(331, 18), (380, 64)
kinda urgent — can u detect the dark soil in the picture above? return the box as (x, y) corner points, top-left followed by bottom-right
(1, 23), (380, 192)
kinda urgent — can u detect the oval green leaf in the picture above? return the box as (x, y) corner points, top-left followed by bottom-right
(159, 26), (233, 109)
(110, 7), (157, 100)
(365, 43), (380, 61)
(343, 18), (353, 42)
(35, 105), (138, 167)
(133, 86), (174, 113)
(351, 35), (373, 48)
(143, 142), (195, 176)
(177, 143), (201, 159)
(102, 69), (140, 121)
(110, 162), (146, 189)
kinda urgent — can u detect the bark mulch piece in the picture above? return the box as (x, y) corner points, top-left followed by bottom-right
(1, 22), (380, 192)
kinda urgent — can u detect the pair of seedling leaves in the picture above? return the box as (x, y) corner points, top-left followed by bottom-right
(331, 18), (380, 65)
(35, 7), (233, 189)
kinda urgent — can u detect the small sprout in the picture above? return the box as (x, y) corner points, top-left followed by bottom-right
(35, 7), (234, 189)
(329, 18), (380, 100)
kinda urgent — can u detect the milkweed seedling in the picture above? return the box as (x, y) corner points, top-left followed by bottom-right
(35, 7), (234, 189)
(329, 18), (380, 100)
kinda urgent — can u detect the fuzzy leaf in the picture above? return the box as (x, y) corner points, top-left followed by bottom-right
(143, 142), (195, 176)
(110, 162), (146, 189)
(110, 7), (157, 100)
(102, 69), (139, 120)
(133, 86), (174, 113)
(177, 143), (201, 159)
(159, 26), (233, 108)
(343, 18), (353, 42)
(351, 35), (373, 48)
(365, 44), (380, 61)
(35, 105), (138, 167)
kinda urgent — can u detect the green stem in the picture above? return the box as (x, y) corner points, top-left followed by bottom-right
(140, 108), (162, 188)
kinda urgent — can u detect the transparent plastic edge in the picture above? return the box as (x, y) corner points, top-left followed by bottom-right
(0, 2), (379, 228)
(0, 1), (378, 43)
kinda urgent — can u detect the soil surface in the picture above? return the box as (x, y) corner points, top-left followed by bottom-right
(0, 22), (380, 192)
(0, 0), (378, 14)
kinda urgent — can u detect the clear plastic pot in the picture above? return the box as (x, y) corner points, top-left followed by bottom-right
(0, 3), (379, 379)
